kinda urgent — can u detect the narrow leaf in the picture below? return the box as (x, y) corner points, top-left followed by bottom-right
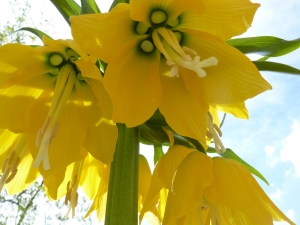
(80, 0), (100, 14)
(15, 27), (53, 41)
(253, 61), (300, 75)
(154, 144), (164, 165)
(50, 0), (80, 26)
(227, 36), (300, 58)
(207, 147), (269, 185)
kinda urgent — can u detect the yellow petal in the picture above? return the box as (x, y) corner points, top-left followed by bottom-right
(141, 145), (193, 221)
(0, 74), (55, 133)
(160, 70), (208, 144)
(204, 157), (273, 224)
(5, 151), (40, 195)
(139, 155), (152, 206)
(104, 36), (161, 127)
(163, 151), (213, 225)
(180, 31), (272, 104)
(0, 44), (60, 88)
(74, 58), (102, 81)
(130, 0), (205, 26)
(215, 102), (249, 119)
(79, 81), (118, 164)
(71, 4), (137, 62)
(177, 0), (259, 40)
(28, 87), (88, 178)
(80, 154), (103, 200)
(84, 78), (113, 120)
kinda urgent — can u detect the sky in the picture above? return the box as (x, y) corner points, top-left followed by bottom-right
(0, 0), (299, 224)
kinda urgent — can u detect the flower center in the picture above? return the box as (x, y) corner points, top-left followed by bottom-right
(49, 54), (64, 66)
(140, 40), (154, 53)
(151, 11), (167, 24)
(0, 134), (27, 191)
(152, 27), (218, 78)
(34, 63), (76, 170)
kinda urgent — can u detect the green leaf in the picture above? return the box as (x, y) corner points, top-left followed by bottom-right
(154, 144), (164, 165)
(207, 147), (269, 185)
(80, 0), (100, 14)
(15, 27), (53, 41)
(50, 0), (80, 26)
(227, 36), (300, 58)
(109, 0), (129, 11)
(253, 61), (300, 75)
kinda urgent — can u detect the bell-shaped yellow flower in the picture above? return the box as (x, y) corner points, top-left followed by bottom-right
(0, 37), (118, 178)
(0, 129), (39, 194)
(162, 151), (296, 225)
(71, 0), (271, 145)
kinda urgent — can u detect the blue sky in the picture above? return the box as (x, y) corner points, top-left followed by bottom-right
(0, 0), (299, 224)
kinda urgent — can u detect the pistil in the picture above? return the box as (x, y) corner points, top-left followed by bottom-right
(152, 28), (218, 78)
(34, 64), (76, 170)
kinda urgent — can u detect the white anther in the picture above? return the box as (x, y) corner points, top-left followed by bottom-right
(183, 47), (197, 56)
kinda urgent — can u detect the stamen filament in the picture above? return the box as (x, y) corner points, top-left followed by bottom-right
(207, 115), (226, 153)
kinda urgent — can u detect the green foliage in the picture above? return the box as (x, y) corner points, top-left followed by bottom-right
(227, 36), (300, 58)
(80, 0), (101, 14)
(253, 61), (300, 75)
(50, 0), (80, 26)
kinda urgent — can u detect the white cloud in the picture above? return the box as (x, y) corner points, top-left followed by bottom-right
(280, 121), (300, 176)
(265, 145), (280, 167)
(270, 188), (282, 201)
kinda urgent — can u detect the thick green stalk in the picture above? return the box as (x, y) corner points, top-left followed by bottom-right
(105, 123), (139, 225)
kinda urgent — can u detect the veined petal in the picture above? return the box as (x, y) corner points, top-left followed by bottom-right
(163, 151), (213, 225)
(248, 168), (296, 225)
(180, 31), (272, 104)
(104, 36), (161, 127)
(177, 0), (259, 40)
(28, 87), (88, 178)
(5, 151), (40, 195)
(75, 58), (102, 81)
(84, 78), (113, 120)
(0, 74), (55, 133)
(71, 3), (137, 62)
(204, 157), (273, 224)
(139, 155), (152, 212)
(160, 66), (209, 144)
(78, 81), (117, 164)
(80, 154), (103, 200)
(141, 145), (193, 221)
(0, 44), (61, 88)
(215, 102), (249, 119)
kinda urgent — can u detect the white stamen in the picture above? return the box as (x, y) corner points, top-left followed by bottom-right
(207, 115), (226, 153)
(183, 47), (197, 56)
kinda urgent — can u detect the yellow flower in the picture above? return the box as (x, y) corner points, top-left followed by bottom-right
(0, 37), (118, 178)
(71, 0), (271, 145)
(162, 151), (296, 225)
(0, 129), (39, 194)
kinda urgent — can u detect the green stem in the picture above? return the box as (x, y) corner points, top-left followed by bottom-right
(105, 124), (140, 225)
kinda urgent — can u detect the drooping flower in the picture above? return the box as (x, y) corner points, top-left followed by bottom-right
(0, 37), (118, 178)
(0, 129), (39, 194)
(71, 0), (271, 146)
(161, 151), (296, 225)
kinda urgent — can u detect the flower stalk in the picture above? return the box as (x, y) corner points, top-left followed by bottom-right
(105, 124), (140, 225)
